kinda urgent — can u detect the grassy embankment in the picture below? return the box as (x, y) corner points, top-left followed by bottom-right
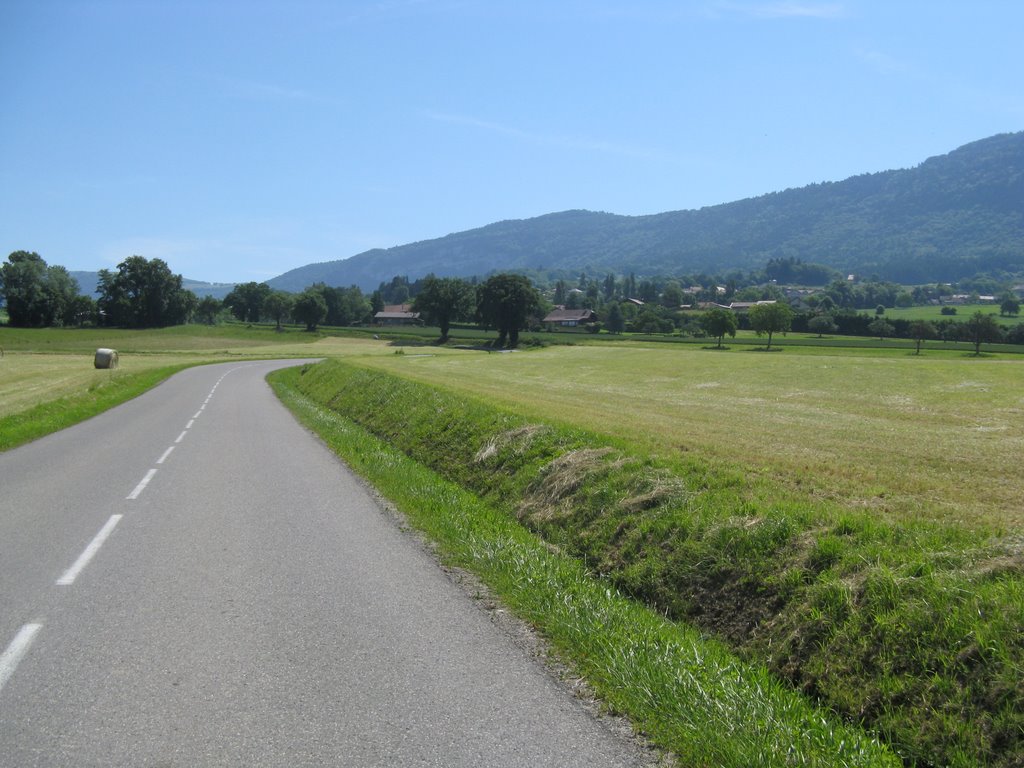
(272, 362), (897, 767)
(274, 343), (1023, 768)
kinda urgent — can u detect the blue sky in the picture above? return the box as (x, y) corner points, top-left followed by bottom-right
(2, 1), (1021, 284)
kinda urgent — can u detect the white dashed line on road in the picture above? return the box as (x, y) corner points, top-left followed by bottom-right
(56, 515), (123, 586)
(0, 624), (42, 695)
(127, 469), (158, 500)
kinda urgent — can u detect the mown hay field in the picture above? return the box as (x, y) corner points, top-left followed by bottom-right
(354, 343), (1024, 531)
(0, 328), (391, 449)
(0, 328), (386, 421)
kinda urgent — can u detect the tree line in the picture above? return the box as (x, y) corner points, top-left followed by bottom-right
(0, 252), (548, 347)
(2, 251), (1020, 354)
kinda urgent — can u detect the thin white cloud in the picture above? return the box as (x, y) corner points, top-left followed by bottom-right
(423, 111), (671, 161)
(715, 2), (847, 19)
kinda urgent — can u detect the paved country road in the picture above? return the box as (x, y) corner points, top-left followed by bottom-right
(0, 360), (658, 767)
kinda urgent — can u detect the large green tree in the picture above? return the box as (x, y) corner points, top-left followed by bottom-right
(224, 281), (271, 323)
(292, 288), (327, 331)
(661, 280), (685, 309)
(1, 251), (81, 327)
(413, 275), (475, 339)
(747, 302), (794, 350)
(476, 273), (542, 348)
(961, 311), (1003, 355)
(308, 283), (370, 326)
(262, 290), (293, 330)
(605, 301), (625, 334)
(195, 295), (223, 325)
(97, 256), (196, 328)
(700, 307), (738, 348)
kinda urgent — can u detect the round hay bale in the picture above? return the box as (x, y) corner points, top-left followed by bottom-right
(94, 348), (119, 369)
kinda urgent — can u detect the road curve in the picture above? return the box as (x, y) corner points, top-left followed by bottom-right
(0, 360), (656, 767)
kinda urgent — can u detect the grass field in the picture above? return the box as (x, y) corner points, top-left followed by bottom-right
(0, 325), (386, 449)
(880, 303), (1021, 326)
(353, 342), (1024, 531)
(5, 325), (1020, 528)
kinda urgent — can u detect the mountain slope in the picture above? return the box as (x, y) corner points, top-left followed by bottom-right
(268, 131), (1024, 291)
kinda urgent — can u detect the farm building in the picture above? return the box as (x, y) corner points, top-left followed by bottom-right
(543, 308), (598, 327)
(374, 304), (421, 325)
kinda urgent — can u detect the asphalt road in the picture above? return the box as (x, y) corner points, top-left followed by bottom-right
(0, 360), (656, 767)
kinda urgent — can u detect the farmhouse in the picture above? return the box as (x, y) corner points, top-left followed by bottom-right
(374, 304), (421, 325)
(543, 308), (597, 327)
(727, 300), (778, 311)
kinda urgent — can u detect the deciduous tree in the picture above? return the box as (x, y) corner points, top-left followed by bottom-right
(747, 302), (793, 350)
(262, 290), (293, 330)
(96, 255), (195, 328)
(605, 302), (625, 334)
(0, 251), (81, 327)
(292, 288), (327, 331)
(224, 282), (271, 323)
(868, 317), (895, 340)
(476, 273), (542, 348)
(962, 311), (1002, 355)
(195, 296), (222, 325)
(807, 314), (837, 338)
(909, 320), (936, 355)
(700, 307), (738, 348)
(412, 275), (475, 339)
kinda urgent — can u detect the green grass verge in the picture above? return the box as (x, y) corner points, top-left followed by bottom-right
(0, 364), (192, 451)
(270, 364), (897, 767)
(276, 358), (1023, 768)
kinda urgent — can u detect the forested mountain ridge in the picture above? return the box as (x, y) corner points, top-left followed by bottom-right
(265, 132), (1024, 292)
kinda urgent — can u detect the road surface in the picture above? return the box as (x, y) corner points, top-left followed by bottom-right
(0, 360), (656, 767)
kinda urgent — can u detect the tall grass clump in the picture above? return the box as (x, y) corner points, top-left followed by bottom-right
(272, 364), (897, 767)
(281, 359), (1023, 768)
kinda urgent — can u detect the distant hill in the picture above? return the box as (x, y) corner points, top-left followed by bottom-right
(71, 272), (236, 300)
(267, 132), (1024, 292)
